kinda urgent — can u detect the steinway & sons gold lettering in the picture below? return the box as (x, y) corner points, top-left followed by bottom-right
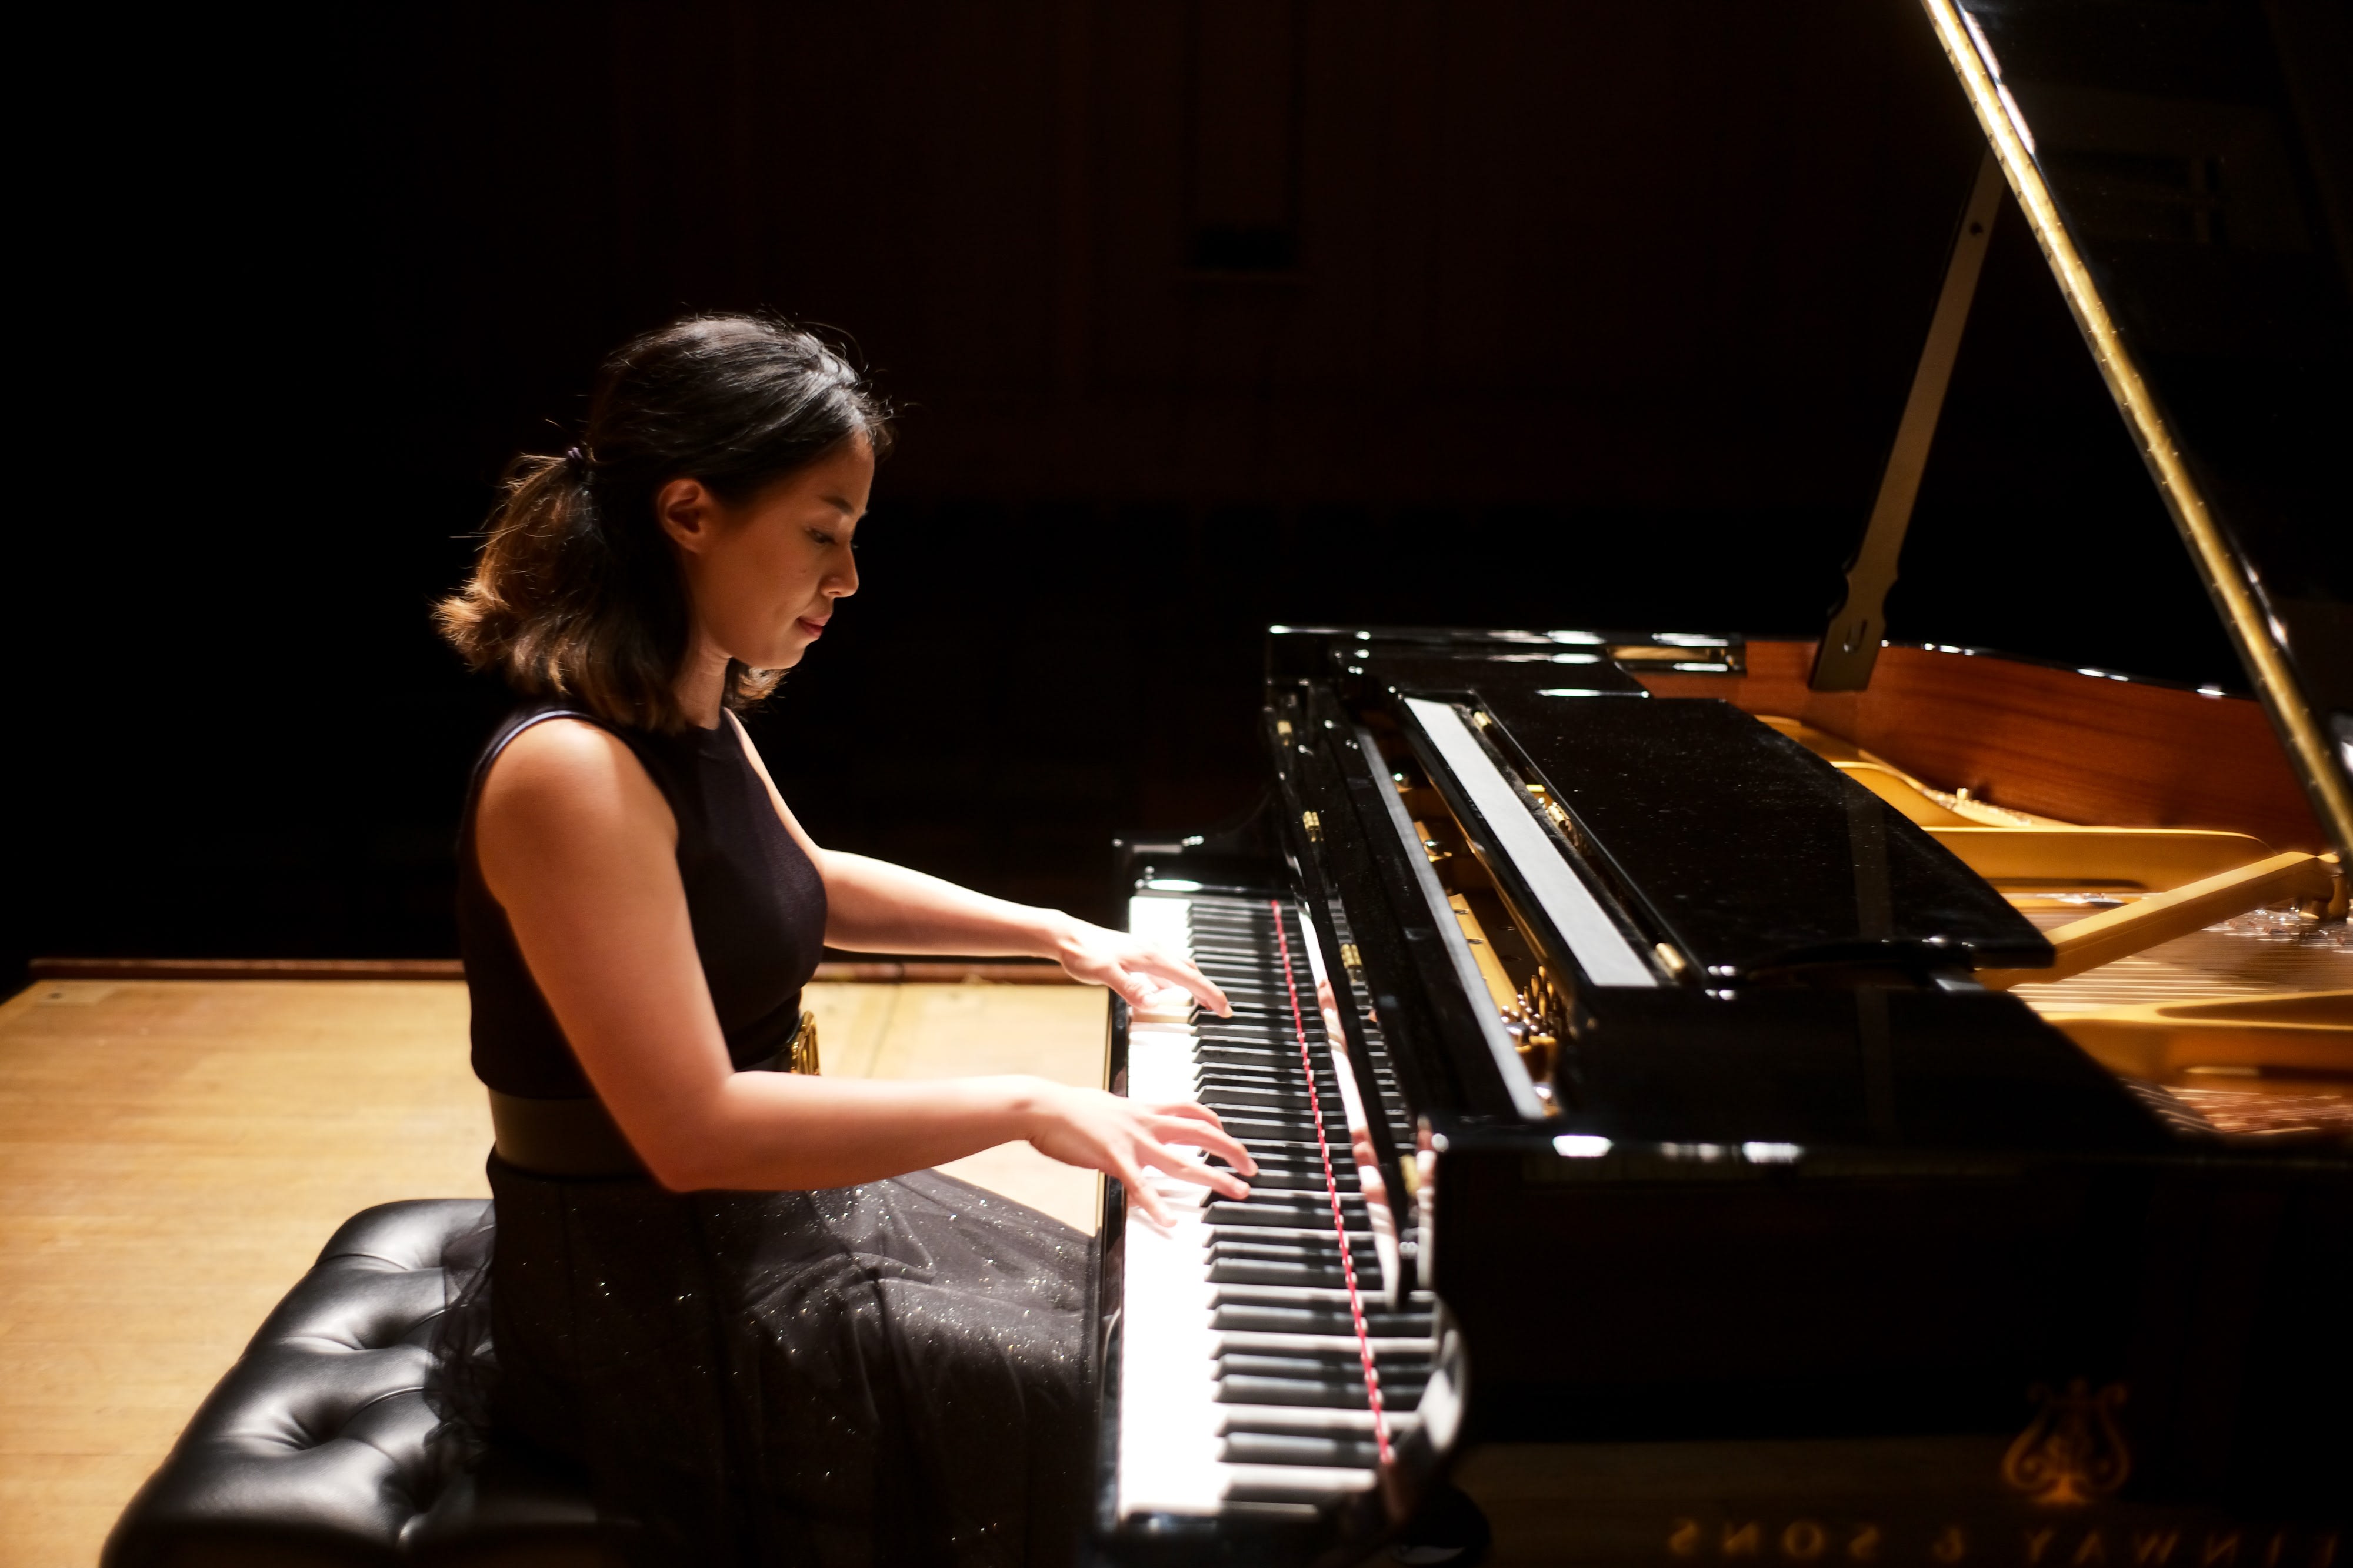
(1663, 1521), (2337, 1566)
(1666, 1520), (1881, 1560)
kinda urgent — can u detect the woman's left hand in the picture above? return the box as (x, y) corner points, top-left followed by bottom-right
(1052, 920), (1232, 1017)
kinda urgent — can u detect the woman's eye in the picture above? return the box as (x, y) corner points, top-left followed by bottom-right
(808, 529), (836, 547)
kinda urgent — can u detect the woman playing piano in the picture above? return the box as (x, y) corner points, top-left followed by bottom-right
(428, 312), (1257, 1566)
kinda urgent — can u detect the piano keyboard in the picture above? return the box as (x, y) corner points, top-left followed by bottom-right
(1115, 890), (1436, 1522)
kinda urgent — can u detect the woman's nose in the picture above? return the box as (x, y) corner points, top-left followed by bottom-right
(827, 557), (859, 598)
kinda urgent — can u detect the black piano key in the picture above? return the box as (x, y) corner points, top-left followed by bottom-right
(1220, 1432), (1384, 1468)
(1195, 1087), (1327, 1111)
(1208, 1202), (1372, 1232)
(1194, 1065), (1319, 1085)
(1219, 1368), (1432, 1409)
(1219, 1133), (1324, 1152)
(1215, 1255), (1379, 1285)
(1216, 1377), (1368, 1409)
(1213, 1129), (1324, 1151)
(1197, 1087), (1342, 1110)
(1197, 1063), (1338, 1085)
(1212, 1187), (1369, 1213)
(1221, 1352), (1369, 1376)
(1209, 1250), (1381, 1277)
(1214, 1117), (1321, 1142)
(1237, 1140), (1322, 1159)
(1218, 1188), (1369, 1213)
(1195, 1075), (1314, 1095)
(1212, 1305), (1431, 1336)
(1202, 1095), (1312, 1115)
(1214, 1376), (1424, 1412)
(1212, 1156), (1342, 1181)
(1186, 1064), (1318, 1087)
(1207, 1235), (1370, 1259)
(1208, 1217), (1344, 1237)
(1208, 1259), (1351, 1287)
(1238, 1170), (1358, 1194)
(1193, 1047), (1315, 1065)
(1207, 1232), (1375, 1253)
(1197, 1077), (1318, 1095)
(1199, 1097), (1320, 1121)
(1197, 1077), (1324, 1097)
(1222, 1349), (1433, 1379)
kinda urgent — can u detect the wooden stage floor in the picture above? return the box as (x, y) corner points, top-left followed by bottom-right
(0, 976), (1107, 1567)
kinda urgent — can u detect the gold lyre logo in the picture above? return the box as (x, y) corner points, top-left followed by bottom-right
(2002, 1380), (2131, 1506)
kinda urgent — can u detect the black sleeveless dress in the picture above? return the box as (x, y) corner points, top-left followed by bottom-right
(435, 702), (1094, 1567)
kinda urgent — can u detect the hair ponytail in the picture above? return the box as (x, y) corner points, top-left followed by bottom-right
(434, 314), (889, 732)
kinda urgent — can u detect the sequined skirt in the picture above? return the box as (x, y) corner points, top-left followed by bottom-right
(432, 1156), (1094, 1567)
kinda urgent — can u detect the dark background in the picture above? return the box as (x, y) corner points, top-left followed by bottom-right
(11, 0), (2244, 986)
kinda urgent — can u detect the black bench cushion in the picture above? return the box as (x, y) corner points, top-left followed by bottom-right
(104, 1199), (608, 1567)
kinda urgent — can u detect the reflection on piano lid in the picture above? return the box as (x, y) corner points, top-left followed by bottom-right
(1089, 4), (2350, 1559)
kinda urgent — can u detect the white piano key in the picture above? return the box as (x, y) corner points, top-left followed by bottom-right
(1213, 1404), (1418, 1436)
(1118, 890), (1433, 1526)
(1214, 1332), (1437, 1356)
(1129, 896), (1195, 946)
(1214, 1463), (1383, 1500)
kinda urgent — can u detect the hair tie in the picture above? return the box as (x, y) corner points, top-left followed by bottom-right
(563, 445), (589, 473)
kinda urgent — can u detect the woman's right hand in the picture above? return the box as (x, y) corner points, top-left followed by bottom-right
(1019, 1080), (1259, 1226)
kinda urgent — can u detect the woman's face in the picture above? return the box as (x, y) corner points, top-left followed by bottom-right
(659, 436), (874, 673)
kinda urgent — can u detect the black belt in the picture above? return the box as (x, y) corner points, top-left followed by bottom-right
(491, 1010), (819, 1178)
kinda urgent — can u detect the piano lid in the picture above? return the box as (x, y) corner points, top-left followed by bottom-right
(1919, 0), (2353, 858)
(1389, 682), (2054, 982)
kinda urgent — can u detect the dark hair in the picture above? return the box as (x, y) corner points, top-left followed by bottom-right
(435, 312), (891, 732)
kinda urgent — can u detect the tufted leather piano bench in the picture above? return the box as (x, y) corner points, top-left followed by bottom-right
(104, 1199), (612, 1568)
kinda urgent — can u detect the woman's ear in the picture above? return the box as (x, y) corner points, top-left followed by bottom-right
(655, 477), (721, 553)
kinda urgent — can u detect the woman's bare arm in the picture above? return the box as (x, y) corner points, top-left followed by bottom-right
(725, 715), (1231, 1015)
(475, 719), (1253, 1209)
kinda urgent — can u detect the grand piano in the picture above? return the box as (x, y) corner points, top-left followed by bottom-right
(1089, 1), (2351, 1562)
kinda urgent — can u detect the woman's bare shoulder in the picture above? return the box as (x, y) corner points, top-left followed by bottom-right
(479, 718), (674, 846)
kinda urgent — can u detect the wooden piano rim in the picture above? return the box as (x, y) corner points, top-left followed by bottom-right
(1631, 639), (2328, 855)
